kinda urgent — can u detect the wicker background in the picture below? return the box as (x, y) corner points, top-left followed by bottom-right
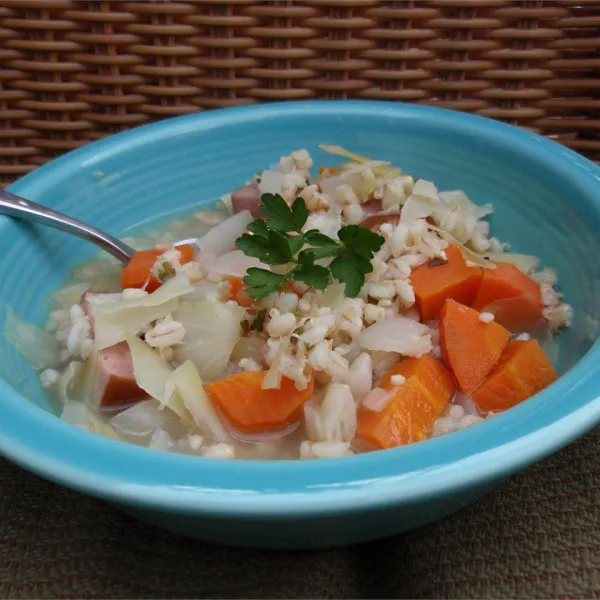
(0, 2), (599, 597)
(1, 0), (600, 184)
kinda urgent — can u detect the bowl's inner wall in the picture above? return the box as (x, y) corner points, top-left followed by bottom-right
(2, 107), (599, 413)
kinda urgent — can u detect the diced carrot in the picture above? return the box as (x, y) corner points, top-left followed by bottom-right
(120, 249), (161, 292)
(410, 244), (483, 321)
(472, 339), (558, 414)
(472, 262), (543, 332)
(204, 371), (314, 433)
(177, 244), (195, 262)
(356, 355), (455, 449)
(120, 244), (195, 292)
(319, 167), (339, 176)
(226, 276), (253, 307)
(440, 299), (511, 394)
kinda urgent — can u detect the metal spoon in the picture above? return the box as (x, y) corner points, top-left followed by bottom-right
(0, 189), (195, 264)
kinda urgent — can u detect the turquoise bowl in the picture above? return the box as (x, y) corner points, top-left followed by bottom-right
(1, 101), (599, 549)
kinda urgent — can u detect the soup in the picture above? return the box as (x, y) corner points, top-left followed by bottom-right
(6, 146), (571, 460)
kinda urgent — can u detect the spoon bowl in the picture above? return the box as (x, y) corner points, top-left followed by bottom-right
(0, 189), (195, 266)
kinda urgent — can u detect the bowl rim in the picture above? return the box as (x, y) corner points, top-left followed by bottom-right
(2, 99), (600, 517)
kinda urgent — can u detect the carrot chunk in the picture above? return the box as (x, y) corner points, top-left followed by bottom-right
(410, 245), (483, 321)
(120, 244), (195, 292)
(319, 167), (339, 176)
(356, 355), (455, 449)
(225, 276), (252, 307)
(205, 371), (314, 433)
(472, 339), (558, 414)
(472, 262), (543, 332)
(440, 299), (511, 394)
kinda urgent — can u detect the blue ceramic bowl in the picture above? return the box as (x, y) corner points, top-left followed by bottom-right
(1, 101), (599, 549)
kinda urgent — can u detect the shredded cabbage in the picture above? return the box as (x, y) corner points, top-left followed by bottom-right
(319, 144), (372, 164)
(304, 383), (356, 443)
(126, 334), (173, 402)
(61, 399), (121, 440)
(57, 360), (85, 405)
(196, 210), (253, 259)
(484, 252), (540, 274)
(319, 144), (403, 182)
(93, 275), (193, 349)
(358, 316), (433, 357)
(109, 399), (177, 437)
(78, 347), (112, 410)
(52, 282), (90, 308)
(439, 190), (493, 220)
(174, 300), (244, 382)
(210, 250), (266, 278)
(185, 281), (221, 301)
(400, 195), (434, 223)
(428, 224), (496, 269)
(171, 360), (228, 442)
(126, 334), (195, 427)
(96, 275), (192, 316)
(4, 306), (60, 369)
(318, 172), (358, 199)
(230, 334), (266, 364)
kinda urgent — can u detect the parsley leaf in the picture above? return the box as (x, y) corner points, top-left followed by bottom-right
(303, 229), (336, 247)
(338, 224), (385, 259)
(260, 193), (298, 233)
(235, 195), (385, 300)
(330, 252), (372, 298)
(291, 197), (309, 231)
(236, 233), (289, 265)
(287, 234), (306, 255)
(297, 249), (315, 266)
(243, 268), (288, 299)
(268, 230), (293, 262)
(247, 219), (269, 238)
(291, 264), (330, 290)
(302, 229), (340, 260)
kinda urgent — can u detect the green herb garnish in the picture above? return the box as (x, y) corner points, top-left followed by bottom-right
(235, 194), (384, 299)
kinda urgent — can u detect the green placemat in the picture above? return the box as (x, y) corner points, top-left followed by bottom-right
(1, 429), (599, 599)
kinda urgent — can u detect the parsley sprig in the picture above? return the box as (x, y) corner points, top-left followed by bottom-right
(235, 193), (384, 299)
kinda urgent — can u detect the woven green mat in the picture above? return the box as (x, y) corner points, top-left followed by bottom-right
(1, 429), (598, 599)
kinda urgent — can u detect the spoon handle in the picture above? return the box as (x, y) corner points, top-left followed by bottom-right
(0, 189), (135, 265)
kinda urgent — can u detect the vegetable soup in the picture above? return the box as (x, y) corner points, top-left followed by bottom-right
(6, 146), (571, 460)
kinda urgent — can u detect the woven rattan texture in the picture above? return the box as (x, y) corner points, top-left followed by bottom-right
(1, 0), (600, 183)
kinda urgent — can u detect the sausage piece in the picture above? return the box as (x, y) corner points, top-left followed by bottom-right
(81, 291), (147, 408)
(231, 184), (262, 218)
(97, 341), (148, 408)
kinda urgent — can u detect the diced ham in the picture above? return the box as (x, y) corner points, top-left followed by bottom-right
(81, 291), (147, 408)
(363, 199), (383, 215)
(97, 341), (148, 408)
(359, 199), (400, 231)
(361, 214), (400, 231)
(232, 184), (262, 217)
